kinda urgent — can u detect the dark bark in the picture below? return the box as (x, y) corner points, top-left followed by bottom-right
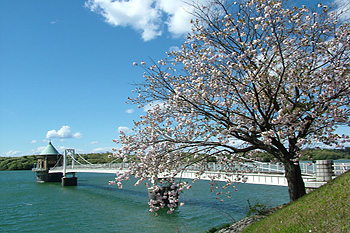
(284, 160), (306, 201)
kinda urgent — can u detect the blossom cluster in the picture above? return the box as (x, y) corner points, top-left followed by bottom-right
(115, 0), (350, 211)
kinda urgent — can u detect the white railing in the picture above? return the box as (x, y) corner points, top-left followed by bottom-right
(49, 160), (349, 177)
(333, 163), (350, 175)
(185, 162), (315, 175)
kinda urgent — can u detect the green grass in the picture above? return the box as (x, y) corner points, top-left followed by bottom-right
(243, 171), (350, 233)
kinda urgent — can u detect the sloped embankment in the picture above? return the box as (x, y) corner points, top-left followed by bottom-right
(243, 170), (350, 232)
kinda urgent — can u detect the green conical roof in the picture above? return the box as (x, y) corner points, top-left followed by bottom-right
(40, 141), (60, 155)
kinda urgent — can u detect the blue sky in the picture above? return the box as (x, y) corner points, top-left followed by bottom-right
(0, 0), (190, 156)
(1, 0), (349, 157)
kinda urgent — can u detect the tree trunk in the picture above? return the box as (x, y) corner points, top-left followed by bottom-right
(284, 161), (306, 201)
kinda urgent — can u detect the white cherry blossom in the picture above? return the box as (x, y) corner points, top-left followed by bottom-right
(115, 0), (350, 213)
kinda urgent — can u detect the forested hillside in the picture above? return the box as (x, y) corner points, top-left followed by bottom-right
(0, 155), (37, 171)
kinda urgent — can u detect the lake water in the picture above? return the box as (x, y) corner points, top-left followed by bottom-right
(0, 170), (289, 232)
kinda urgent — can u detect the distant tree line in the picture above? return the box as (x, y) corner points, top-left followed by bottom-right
(1, 148), (349, 171)
(0, 155), (37, 171)
(0, 152), (117, 171)
(253, 148), (350, 162)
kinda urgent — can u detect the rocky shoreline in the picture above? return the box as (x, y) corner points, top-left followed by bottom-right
(216, 206), (283, 232)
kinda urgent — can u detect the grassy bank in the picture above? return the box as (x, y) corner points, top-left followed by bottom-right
(243, 171), (350, 232)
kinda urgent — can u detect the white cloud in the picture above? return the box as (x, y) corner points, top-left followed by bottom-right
(85, 0), (207, 41)
(118, 126), (133, 134)
(50, 20), (59, 24)
(32, 146), (46, 155)
(86, 0), (349, 41)
(57, 146), (66, 153)
(169, 46), (181, 52)
(46, 126), (82, 139)
(30, 140), (37, 144)
(125, 108), (135, 114)
(4, 150), (22, 157)
(143, 100), (165, 112)
(157, 0), (195, 35)
(86, 0), (162, 41)
(91, 147), (113, 153)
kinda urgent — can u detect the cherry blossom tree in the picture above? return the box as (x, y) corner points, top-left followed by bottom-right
(114, 0), (350, 210)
